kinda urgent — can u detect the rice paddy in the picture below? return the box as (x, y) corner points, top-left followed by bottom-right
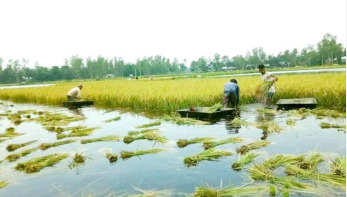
(0, 72), (345, 196)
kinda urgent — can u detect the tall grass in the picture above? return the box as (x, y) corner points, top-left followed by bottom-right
(0, 73), (344, 112)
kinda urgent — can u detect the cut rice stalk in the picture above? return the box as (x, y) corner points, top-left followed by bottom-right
(120, 149), (164, 160)
(236, 141), (270, 155)
(232, 152), (258, 170)
(135, 121), (161, 129)
(80, 135), (120, 144)
(203, 137), (243, 150)
(184, 149), (232, 167)
(6, 140), (37, 152)
(15, 153), (69, 173)
(177, 137), (213, 148)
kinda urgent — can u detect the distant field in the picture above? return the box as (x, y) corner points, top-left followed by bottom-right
(0, 73), (345, 112)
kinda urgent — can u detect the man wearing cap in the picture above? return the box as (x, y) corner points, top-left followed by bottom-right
(66, 84), (83, 102)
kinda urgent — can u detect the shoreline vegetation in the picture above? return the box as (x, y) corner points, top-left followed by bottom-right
(0, 73), (345, 113)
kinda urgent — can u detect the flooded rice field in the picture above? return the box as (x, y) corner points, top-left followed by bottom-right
(0, 101), (345, 196)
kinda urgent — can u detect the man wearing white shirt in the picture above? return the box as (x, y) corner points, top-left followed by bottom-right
(258, 65), (278, 106)
(66, 84), (83, 101)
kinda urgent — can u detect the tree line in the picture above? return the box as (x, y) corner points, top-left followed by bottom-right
(0, 33), (345, 84)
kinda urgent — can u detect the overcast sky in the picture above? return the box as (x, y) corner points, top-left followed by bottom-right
(0, 0), (345, 67)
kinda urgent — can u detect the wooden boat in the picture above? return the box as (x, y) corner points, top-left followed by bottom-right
(177, 107), (236, 120)
(63, 100), (94, 107)
(276, 98), (317, 109)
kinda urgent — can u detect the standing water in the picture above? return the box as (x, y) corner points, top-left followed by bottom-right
(0, 101), (345, 196)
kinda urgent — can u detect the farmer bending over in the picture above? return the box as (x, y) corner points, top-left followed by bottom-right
(223, 79), (239, 108)
(258, 64), (278, 106)
(66, 84), (83, 102)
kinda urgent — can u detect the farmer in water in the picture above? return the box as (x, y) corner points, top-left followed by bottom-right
(223, 79), (239, 108)
(66, 84), (83, 102)
(258, 64), (278, 107)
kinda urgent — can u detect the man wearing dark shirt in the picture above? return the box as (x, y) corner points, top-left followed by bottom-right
(223, 79), (239, 108)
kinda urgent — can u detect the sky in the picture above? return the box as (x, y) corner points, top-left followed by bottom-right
(0, 0), (346, 68)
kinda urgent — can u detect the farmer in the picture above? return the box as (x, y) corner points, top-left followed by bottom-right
(258, 64), (278, 106)
(223, 79), (239, 108)
(66, 84), (83, 102)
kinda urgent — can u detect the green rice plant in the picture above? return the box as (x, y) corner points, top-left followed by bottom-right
(312, 108), (346, 118)
(135, 121), (161, 129)
(6, 140), (37, 152)
(120, 149), (164, 160)
(162, 114), (209, 125)
(57, 126), (100, 139)
(231, 152), (258, 170)
(269, 185), (276, 197)
(229, 118), (251, 128)
(297, 152), (325, 171)
(39, 139), (77, 150)
(0, 181), (8, 189)
(105, 152), (118, 163)
(104, 116), (121, 123)
(128, 128), (159, 136)
(68, 152), (86, 169)
(184, 149), (232, 167)
(286, 119), (296, 126)
(203, 137), (243, 150)
(0, 127), (24, 138)
(45, 126), (64, 133)
(6, 147), (40, 162)
(202, 103), (222, 113)
(330, 156), (346, 176)
(193, 185), (268, 197)
(236, 140), (271, 155)
(123, 132), (167, 144)
(33, 113), (85, 127)
(320, 122), (346, 129)
(256, 121), (283, 132)
(15, 153), (69, 173)
(80, 135), (120, 144)
(177, 137), (213, 148)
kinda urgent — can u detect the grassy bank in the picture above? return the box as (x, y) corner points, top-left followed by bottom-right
(0, 73), (345, 112)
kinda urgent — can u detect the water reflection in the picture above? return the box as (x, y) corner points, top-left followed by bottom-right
(67, 107), (85, 116)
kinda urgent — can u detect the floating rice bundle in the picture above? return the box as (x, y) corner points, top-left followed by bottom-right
(33, 113), (85, 127)
(236, 140), (270, 155)
(229, 118), (251, 128)
(285, 164), (346, 188)
(7, 113), (22, 125)
(249, 164), (309, 189)
(177, 137), (213, 148)
(6, 147), (39, 162)
(330, 156), (346, 176)
(45, 126), (64, 133)
(256, 121), (283, 133)
(184, 149), (232, 167)
(286, 119), (296, 126)
(105, 152), (118, 163)
(0, 127), (24, 138)
(320, 122), (346, 129)
(257, 108), (276, 116)
(263, 155), (305, 170)
(129, 187), (173, 197)
(297, 152), (325, 171)
(39, 139), (77, 150)
(69, 152), (86, 169)
(57, 126), (99, 139)
(312, 108), (346, 118)
(232, 152), (259, 170)
(193, 185), (268, 197)
(120, 149), (164, 160)
(123, 132), (167, 144)
(17, 109), (37, 115)
(81, 135), (120, 144)
(202, 103), (222, 113)
(203, 137), (243, 150)
(128, 128), (159, 136)
(0, 181), (8, 189)
(135, 121), (161, 129)
(6, 140), (37, 152)
(15, 153), (69, 173)
(162, 114), (209, 125)
(288, 108), (311, 119)
(104, 116), (121, 123)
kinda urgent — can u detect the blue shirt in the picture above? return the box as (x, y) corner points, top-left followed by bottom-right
(224, 82), (240, 99)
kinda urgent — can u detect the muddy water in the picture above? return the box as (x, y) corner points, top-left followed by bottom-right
(0, 101), (345, 196)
